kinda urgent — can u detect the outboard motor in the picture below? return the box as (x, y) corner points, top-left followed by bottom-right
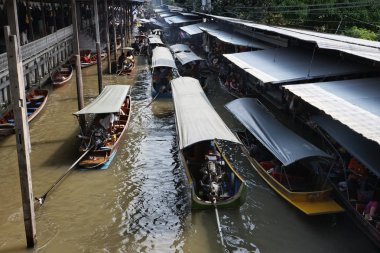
(200, 161), (225, 201)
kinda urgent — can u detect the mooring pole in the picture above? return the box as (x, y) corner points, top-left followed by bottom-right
(112, 0), (117, 67)
(93, 0), (103, 94)
(105, 0), (111, 74)
(5, 0), (36, 248)
(71, 0), (86, 131)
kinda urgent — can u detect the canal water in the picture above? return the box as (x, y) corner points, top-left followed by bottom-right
(0, 56), (378, 253)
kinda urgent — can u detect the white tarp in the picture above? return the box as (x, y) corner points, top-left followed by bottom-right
(180, 22), (219, 35)
(74, 85), (130, 115)
(174, 51), (203, 65)
(284, 77), (380, 145)
(169, 44), (191, 53)
(148, 35), (164, 45)
(223, 47), (374, 84)
(151, 47), (177, 69)
(200, 26), (270, 49)
(171, 77), (240, 149)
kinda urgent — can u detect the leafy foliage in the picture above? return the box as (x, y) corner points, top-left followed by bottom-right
(171, 0), (380, 40)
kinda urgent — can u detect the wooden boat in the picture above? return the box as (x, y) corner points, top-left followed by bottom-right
(170, 44), (209, 91)
(172, 77), (247, 209)
(0, 89), (49, 136)
(81, 51), (107, 68)
(117, 47), (135, 76)
(151, 47), (179, 98)
(73, 85), (131, 169)
(310, 115), (380, 247)
(51, 64), (73, 87)
(225, 98), (344, 215)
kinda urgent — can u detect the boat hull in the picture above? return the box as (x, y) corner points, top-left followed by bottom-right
(179, 145), (247, 210)
(236, 132), (344, 215)
(0, 89), (48, 136)
(78, 96), (131, 169)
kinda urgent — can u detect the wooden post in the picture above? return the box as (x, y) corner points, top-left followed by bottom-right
(41, 3), (47, 36)
(4, 18), (37, 251)
(71, 0), (85, 131)
(124, 4), (130, 45)
(59, 0), (65, 29)
(26, 0), (34, 41)
(112, 0), (117, 69)
(120, 4), (124, 47)
(93, 0), (103, 94)
(105, 0), (111, 74)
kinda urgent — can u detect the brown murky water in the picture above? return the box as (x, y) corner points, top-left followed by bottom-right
(0, 56), (378, 253)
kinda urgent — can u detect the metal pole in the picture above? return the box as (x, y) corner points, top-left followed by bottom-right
(94, 0), (103, 94)
(105, 0), (111, 74)
(5, 0), (36, 245)
(71, 0), (85, 131)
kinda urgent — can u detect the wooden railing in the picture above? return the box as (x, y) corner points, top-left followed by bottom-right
(0, 25), (73, 73)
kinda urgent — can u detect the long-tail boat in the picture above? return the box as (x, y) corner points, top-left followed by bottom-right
(51, 64), (73, 88)
(0, 89), (48, 136)
(226, 98), (344, 215)
(172, 77), (247, 209)
(73, 85), (131, 169)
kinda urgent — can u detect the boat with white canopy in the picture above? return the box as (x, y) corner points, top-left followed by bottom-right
(151, 47), (179, 98)
(73, 85), (131, 169)
(172, 77), (247, 209)
(226, 98), (344, 215)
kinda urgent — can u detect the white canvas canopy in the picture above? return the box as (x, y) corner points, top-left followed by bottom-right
(74, 85), (130, 115)
(148, 35), (164, 45)
(169, 44), (191, 53)
(151, 47), (177, 69)
(174, 51), (203, 65)
(171, 77), (240, 149)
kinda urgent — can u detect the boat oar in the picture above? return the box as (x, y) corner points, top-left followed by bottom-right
(35, 145), (94, 205)
(213, 198), (225, 247)
(145, 85), (165, 108)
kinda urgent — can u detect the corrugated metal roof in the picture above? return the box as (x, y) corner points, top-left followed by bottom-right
(223, 47), (374, 84)
(200, 26), (271, 49)
(203, 14), (380, 62)
(174, 51), (203, 65)
(284, 77), (380, 145)
(149, 18), (169, 28)
(169, 44), (191, 53)
(164, 16), (201, 25)
(180, 22), (219, 35)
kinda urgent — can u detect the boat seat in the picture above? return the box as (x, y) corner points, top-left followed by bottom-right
(7, 119), (15, 124)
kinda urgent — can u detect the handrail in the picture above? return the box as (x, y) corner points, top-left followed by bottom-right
(0, 25), (73, 72)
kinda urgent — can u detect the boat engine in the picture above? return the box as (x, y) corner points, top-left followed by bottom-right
(200, 161), (225, 201)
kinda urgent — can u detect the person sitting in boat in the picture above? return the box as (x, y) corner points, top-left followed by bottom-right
(81, 55), (91, 63)
(99, 113), (116, 133)
(118, 52), (126, 68)
(125, 50), (135, 68)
